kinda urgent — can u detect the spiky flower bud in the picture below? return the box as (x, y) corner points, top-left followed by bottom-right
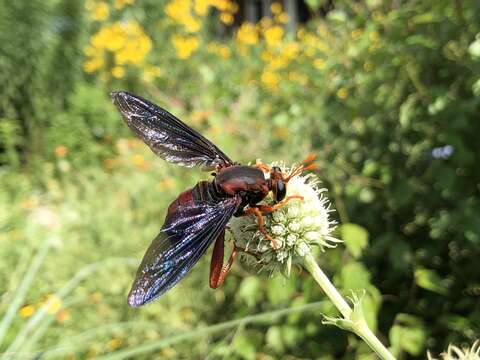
(428, 340), (480, 360)
(229, 163), (341, 276)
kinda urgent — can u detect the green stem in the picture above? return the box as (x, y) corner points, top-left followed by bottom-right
(357, 322), (396, 360)
(302, 252), (396, 360)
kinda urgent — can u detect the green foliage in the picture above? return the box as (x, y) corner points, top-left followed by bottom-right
(389, 314), (427, 357)
(340, 223), (369, 258)
(414, 268), (449, 295)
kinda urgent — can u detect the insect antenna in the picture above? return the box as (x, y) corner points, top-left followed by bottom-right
(284, 154), (317, 182)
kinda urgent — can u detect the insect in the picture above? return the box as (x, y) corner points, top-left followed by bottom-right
(111, 91), (316, 307)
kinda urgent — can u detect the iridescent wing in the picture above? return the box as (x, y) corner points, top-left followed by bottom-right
(128, 183), (241, 307)
(111, 91), (234, 169)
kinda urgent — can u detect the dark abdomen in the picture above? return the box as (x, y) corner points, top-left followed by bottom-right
(167, 181), (222, 216)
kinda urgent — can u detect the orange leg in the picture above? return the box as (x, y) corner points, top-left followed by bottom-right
(243, 207), (280, 249)
(256, 195), (304, 213)
(210, 230), (238, 289)
(241, 196), (304, 249)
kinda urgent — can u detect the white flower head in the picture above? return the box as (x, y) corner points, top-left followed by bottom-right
(229, 162), (341, 276)
(428, 340), (480, 360)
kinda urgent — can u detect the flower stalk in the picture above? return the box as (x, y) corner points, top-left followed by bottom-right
(303, 253), (396, 360)
(231, 162), (396, 360)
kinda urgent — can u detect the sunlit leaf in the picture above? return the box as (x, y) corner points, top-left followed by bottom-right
(414, 268), (448, 295)
(340, 223), (369, 258)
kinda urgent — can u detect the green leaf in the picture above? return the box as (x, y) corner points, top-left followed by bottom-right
(267, 274), (295, 305)
(266, 326), (284, 353)
(399, 95), (417, 128)
(412, 12), (439, 24)
(238, 277), (263, 308)
(340, 223), (369, 258)
(339, 262), (371, 290)
(469, 38), (480, 59)
(472, 78), (480, 96)
(281, 325), (301, 348)
(232, 333), (256, 360)
(362, 286), (381, 331)
(389, 314), (426, 356)
(305, 0), (326, 11)
(414, 268), (448, 295)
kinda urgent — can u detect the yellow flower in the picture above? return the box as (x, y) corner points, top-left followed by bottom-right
(171, 35), (200, 59)
(264, 25), (284, 47)
(313, 58), (326, 70)
(236, 23), (258, 46)
(261, 50), (273, 62)
(90, 291), (104, 302)
(336, 87), (348, 99)
(166, 0), (203, 32)
(277, 12), (289, 24)
(165, 0), (190, 22)
(316, 40), (329, 53)
(184, 15), (201, 32)
(83, 56), (104, 73)
(84, 45), (97, 57)
(258, 17), (272, 30)
(115, 0), (134, 10)
(317, 24), (328, 37)
(20, 305), (35, 318)
(207, 42), (230, 58)
(90, 2), (109, 21)
(270, 2), (282, 15)
(212, 0), (231, 11)
(20, 198), (39, 210)
(305, 47), (316, 57)
(194, 0), (210, 16)
(220, 12), (234, 25)
(54, 145), (68, 158)
(107, 338), (123, 350)
(288, 71), (308, 85)
(282, 42), (299, 60)
(104, 158), (120, 170)
(228, 2), (239, 13)
(261, 70), (280, 90)
(269, 56), (288, 70)
(44, 294), (62, 315)
(143, 65), (163, 81)
(56, 309), (70, 322)
(351, 29), (363, 40)
(130, 154), (150, 170)
(297, 28), (306, 39)
(85, 20), (152, 73)
(218, 46), (231, 58)
(111, 66), (125, 78)
(157, 177), (175, 191)
(369, 31), (380, 42)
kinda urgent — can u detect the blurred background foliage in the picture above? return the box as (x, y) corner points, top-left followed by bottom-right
(0, 0), (479, 358)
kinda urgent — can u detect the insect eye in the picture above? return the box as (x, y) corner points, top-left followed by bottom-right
(274, 180), (286, 202)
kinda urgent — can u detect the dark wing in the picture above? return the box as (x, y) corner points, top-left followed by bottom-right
(111, 91), (234, 169)
(128, 191), (241, 307)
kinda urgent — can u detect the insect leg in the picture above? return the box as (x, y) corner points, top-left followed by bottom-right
(235, 245), (261, 261)
(256, 195), (304, 213)
(210, 230), (238, 288)
(243, 207), (280, 249)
